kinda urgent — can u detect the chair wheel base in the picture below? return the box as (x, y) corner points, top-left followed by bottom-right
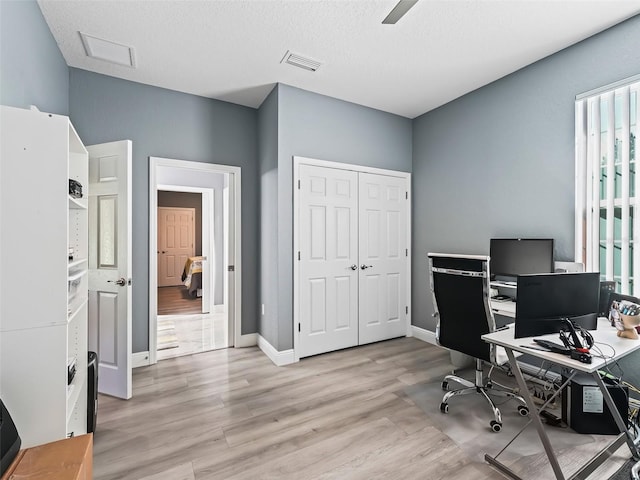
(440, 402), (449, 414)
(518, 405), (529, 416)
(490, 420), (502, 432)
(441, 381), (448, 391)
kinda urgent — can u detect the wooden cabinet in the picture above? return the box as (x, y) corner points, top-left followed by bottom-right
(1, 434), (93, 480)
(0, 106), (89, 447)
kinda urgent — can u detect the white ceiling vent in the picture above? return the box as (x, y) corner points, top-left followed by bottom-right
(80, 32), (136, 68)
(281, 51), (321, 72)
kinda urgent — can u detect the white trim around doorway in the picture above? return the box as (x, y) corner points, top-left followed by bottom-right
(292, 155), (412, 362)
(149, 157), (245, 365)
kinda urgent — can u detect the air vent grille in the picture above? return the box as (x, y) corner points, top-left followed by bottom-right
(281, 51), (321, 72)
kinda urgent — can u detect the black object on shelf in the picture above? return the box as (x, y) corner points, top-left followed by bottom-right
(88, 351), (98, 433)
(69, 179), (83, 199)
(0, 399), (21, 476)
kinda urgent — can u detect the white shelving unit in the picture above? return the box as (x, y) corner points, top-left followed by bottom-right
(0, 106), (89, 447)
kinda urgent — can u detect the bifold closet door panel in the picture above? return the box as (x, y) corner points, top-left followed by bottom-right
(358, 173), (408, 345)
(298, 165), (359, 358)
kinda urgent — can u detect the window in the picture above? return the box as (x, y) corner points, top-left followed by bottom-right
(576, 76), (640, 294)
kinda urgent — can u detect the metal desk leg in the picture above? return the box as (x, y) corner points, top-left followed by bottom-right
(485, 347), (566, 480)
(592, 372), (640, 460)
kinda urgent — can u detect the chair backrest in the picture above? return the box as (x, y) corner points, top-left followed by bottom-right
(428, 253), (496, 363)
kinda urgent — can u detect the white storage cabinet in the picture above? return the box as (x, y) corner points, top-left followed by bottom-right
(0, 106), (89, 447)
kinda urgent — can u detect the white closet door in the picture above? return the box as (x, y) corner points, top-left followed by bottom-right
(358, 172), (408, 345)
(298, 165), (359, 358)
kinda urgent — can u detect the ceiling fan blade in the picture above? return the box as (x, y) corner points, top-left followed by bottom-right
(382, 0), (420, 24)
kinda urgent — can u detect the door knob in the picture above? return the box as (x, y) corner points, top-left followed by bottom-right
(108, 277), (127, 287)
(350, 264), (358, 270)
(361, 264), (373, 270)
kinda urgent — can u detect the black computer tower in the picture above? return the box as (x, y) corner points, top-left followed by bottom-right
(561, 372), (628, 435)
(88, 351), (98, 433)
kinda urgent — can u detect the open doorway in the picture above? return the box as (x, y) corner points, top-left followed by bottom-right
(149, 157), (241, 364)
(157, 192), (201, 316)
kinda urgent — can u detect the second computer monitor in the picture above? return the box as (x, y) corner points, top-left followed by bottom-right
(515, 272), (600, 339)
(489, 238), (554, 279)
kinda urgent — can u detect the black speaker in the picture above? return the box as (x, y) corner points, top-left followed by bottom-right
(0, 399), (21, 476)
(598, 281), (616, 316)
(88, 351), (98, 433)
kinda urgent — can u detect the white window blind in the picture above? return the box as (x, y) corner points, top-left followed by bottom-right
(576, 76), (640, 294)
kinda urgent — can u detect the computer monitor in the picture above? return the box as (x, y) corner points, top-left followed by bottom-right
(514, 272), (600, 339)
(489, 238), (554, 279)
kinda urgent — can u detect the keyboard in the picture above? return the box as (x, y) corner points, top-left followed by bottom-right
(533, 339), (571, 354)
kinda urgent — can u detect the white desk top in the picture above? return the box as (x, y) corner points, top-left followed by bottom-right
(482, 318), (640, 374)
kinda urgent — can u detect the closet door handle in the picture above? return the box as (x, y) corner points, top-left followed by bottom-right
(350, 264), (358, 270)
(361, 264), (373, 270)
(108, 277), (126, 287)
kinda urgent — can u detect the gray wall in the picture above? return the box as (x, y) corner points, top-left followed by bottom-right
(69, 68), (259, 352)
(412, 14), (640, 332)
(0, 0), (68, 115)
(267, 84), (413, 350)
(257, 86), (279, 344)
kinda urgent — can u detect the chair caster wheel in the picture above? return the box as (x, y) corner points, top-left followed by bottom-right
(441, 381), (448, 391)
(518, 405), (529, 416)
(440, 402), (449, 414)
(486, 381), (493, 389)
(490, 420), (502, 432)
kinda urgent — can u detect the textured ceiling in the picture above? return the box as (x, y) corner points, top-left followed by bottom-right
(38, 0), (640, 119)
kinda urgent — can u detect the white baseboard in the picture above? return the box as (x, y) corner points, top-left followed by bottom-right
(257, 335), (296, 366)
(132, 351), (151, 368)
(235, 333), (258, 348)
(410, 325), (438, 346)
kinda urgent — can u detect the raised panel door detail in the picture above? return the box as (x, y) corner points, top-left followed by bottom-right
(310, 206), (327, 260)
(387, 211), (400, 258)
(98, 196), (117, 268)
(335, 276), (352, 330)
(97, 291), (118, 366)
(335, 207), (352, 259)
(309, 278), (327, 334)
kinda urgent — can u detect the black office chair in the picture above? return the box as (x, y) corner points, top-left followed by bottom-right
(428, 253), (529, 432)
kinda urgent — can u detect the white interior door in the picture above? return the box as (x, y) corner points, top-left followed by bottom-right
(298, 165), (359, 358)
(157, 207), (195, 287)
(88, 140), (132, 399)
(358, 172), (408, 344)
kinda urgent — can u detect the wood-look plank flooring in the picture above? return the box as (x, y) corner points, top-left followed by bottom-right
(158, 285), (202, 315)
(94, 339), (627, 480)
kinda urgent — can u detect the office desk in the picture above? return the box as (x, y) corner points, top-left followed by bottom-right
(482, 318), (640, 480)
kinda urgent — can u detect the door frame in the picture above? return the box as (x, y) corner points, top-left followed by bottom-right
(157, 188), (213, 312)
(149, 157), (242, 365)
(292, 155), (412, 362)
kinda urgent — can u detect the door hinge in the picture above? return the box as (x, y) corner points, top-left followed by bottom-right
(406, 249), (408, 257)
(228, 265), (235, 272)
(298, 180), (301, 189)
(406, 191), (408, 199)
(298, 251), (301, 261)
(298, 323), (301, 332)
(406, 306), (408, 314)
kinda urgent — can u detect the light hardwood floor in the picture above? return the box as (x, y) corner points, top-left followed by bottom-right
(158, 285), (202, 315)
(94, 338), (627, 480)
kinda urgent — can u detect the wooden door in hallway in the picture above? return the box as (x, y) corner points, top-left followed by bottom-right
(158, 207), (195, 287)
